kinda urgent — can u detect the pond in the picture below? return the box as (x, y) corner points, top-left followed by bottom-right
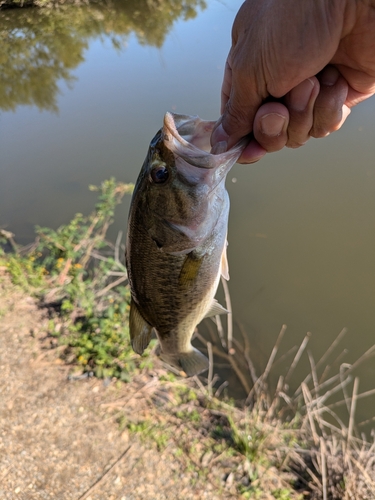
(1, 0), (374, 428)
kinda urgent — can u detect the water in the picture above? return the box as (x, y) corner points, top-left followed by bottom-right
(1, 0), (374, 427)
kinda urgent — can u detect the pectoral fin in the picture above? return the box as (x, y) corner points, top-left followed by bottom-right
(204, 299), (228, 318)
(129, 298), (153, 355)
(221, 240), (229, 280)
(179, 252), (204, 286)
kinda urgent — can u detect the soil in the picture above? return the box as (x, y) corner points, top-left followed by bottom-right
(0, 275), (242, 500)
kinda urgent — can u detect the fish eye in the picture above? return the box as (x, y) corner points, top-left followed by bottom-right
(150, 165), (169, 184)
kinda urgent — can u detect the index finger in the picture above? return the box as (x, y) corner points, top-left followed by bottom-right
(220, 60), (264, 149)
(220, 60), (232, 114)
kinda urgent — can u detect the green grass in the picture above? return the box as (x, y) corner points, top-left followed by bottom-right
(1, 178), (143, 380)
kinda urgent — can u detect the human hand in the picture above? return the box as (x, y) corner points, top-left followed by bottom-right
(211, 0), (375, 163)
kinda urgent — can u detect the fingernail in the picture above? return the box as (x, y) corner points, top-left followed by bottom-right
(211, 122), (229, 146)
(291, 78), (314, 111)
(260, 113), (286, 137)
(320, 66), (339, 86)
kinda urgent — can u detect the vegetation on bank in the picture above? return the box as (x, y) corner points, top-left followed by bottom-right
(1, 179), (375, 499)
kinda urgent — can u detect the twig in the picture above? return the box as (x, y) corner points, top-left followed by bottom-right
(293, 452), (322, 490)
(347, 377), (359, 446)
(348, 344), (375, 372)
(215, 380), (229, 398)
(308, 350), (319, 397)
(331, 387), (375, 411)
(221, 277), (233, 353)
(340, 363), (353, 414)
(246, 324), (287, 404)
(193, 374), (209, 397)
(194, 332), (251, 395)
(266, 375), (284, 419)
(114, 230), (123, 265)
(358, 415), (375, 428)
(271, 345), (298, 370)
(207, 341), (214, 396)
(90, 250), (127, 271)
(297, 328), (347, 393)
(95, 275), (128, 298)
(301, 383), (319, 445)
(211, 315), (227, 349)
(77, 445), (133, 500)
(313, 374), (352, 408)
(284, 331), (311, 386)
(238, 321), (258, 385)
(320, 437), (327, 500)
(319, 349), (348, 385)
(308, 373), (343, 398)
(263, 324), (287, 383)
(316, 328), (348, 371)
(58, 215), (101, 284)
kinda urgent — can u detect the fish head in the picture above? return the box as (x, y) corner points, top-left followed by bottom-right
(129, 112), (248, 254)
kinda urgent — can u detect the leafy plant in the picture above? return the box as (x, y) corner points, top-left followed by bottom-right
(1, 178), (147, 380)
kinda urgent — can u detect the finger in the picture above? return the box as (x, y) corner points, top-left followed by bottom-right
(252, 102), (289, 153)
(237, 139), (267, 164)
(284, 77), (320, 148)
(220, 60), (232, 115)
(210, 120), (266, 164)
(345, 86), (375, 108)
(310, 66), (349, 138)
(219, 70), (264, 149)
(335, 64), (375, 106)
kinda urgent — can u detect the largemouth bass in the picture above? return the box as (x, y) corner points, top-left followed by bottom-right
(125, 113), (247, 376)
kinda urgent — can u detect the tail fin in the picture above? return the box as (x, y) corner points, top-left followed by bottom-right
(160, 347), (209, 377)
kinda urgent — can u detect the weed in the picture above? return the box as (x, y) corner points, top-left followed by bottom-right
(1, 178), (142, 380)
(159, 372), (177, 383)
(127, 419), (170, 451)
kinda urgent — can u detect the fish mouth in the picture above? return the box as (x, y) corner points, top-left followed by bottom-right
(162, 112), (248, 170)
(162, 112), (249, 191)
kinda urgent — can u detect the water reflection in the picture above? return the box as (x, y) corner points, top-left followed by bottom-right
(0, 0), (205, 111)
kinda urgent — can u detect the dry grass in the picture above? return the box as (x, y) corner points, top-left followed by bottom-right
(2, 224), (375, 498)
(188, 278), (375, 499)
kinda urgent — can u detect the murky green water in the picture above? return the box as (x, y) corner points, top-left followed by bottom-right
(1, 0), (374, 427)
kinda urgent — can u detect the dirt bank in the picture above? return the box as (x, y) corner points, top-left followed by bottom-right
(0, 277), (242, 500)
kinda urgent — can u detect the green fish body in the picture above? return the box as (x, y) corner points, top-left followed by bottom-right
(125, 113), (247, 376)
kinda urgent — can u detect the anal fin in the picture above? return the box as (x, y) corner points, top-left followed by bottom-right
(129, 298), (153, 355)
(204, 298), (228, 319)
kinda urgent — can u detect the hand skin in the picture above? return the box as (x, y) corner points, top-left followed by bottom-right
(211, 0), (375, 163)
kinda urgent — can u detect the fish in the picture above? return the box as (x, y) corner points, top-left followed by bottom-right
(125, 112), (248, 376)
